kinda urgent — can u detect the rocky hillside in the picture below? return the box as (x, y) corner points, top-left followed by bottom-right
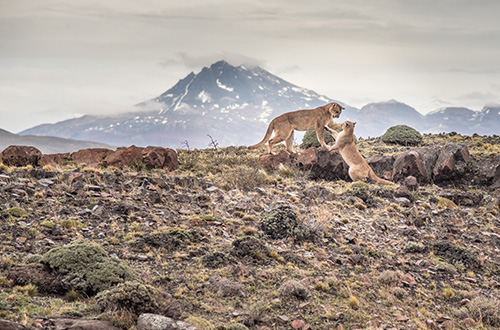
(0, 133), (499, 330)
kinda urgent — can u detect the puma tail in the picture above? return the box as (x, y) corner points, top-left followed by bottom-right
(248, 122), (274, 149)
(368, 168), (393, 185)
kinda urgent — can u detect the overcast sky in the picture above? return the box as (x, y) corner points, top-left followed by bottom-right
(1, 0), (500, 133)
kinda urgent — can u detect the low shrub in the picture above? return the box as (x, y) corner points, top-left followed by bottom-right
(381, 125), (423, 146)
(96, 281), (179, 318)
(301, 129), (335, 149)
(40, 240), (136, 295)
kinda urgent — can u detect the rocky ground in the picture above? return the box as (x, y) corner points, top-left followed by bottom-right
(0, 133), (499, 330)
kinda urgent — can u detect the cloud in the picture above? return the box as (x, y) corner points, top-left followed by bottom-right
(159, 52), (266, 70)
(456, 91), (498, 102)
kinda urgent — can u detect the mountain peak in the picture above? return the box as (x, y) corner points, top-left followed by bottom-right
(210, 60), (231, 70)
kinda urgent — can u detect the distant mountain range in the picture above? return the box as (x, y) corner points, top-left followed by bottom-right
(18, 60), (500, 149)
(0, 128), (114, 154)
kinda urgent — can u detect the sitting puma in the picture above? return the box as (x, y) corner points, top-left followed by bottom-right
(327, 121), (393, 184)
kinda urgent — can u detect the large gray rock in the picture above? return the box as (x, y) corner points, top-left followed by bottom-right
(433, 143), (470, 182)
(0, 320), (27, 330)
(1, 145), (42, 167)
(258, 150), (291, 170)
(475, 154), (500, 188)
(392, 148), (439, 184)
(137, 314), (199, 330)
(297, 148), (349, 181)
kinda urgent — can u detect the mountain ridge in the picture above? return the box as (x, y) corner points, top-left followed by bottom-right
(0, 128), (115, 154)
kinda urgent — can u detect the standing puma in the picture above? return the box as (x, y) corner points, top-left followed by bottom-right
(327, 121), (393, 184)
(248, 102), (344, 154)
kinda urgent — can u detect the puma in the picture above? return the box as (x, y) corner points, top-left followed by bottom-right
(327, 121), (393, 184)
(248, 102), (344, 154)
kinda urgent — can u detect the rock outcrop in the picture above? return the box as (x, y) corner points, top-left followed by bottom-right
(1, 145), (179, 171)
(1, 145), (42, 167)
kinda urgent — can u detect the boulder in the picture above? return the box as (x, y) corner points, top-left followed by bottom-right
(0, 320), (27, 330)
(137, 314), (199, 330)
(104, 145), (143, 168)
(367, 154), (394, 181)
(475, 154), (500, 188)
(258, 150), (291, 170)
(298, 148), (349, 181)
(39, 153), (71, 167)
(392, 148), (439, 184)
(142, 146), (179, 171)
(433, 144), (470, 182)
(1, 145), (42, 167)
(71, 148), (114, 166)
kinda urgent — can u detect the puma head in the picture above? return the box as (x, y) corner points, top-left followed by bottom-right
(326, 102), (344, 118)
(343, 121), (356, 130)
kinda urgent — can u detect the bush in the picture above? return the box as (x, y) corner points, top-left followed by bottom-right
(260, 206), (298, 239)
(7, 207), (28, 218)
(132, 227), (200, 252)
(231, 236), (268, 259)
(259, 205), (316, 241)
(201, 251), (233, 269)
(454, 296), (500, 327)
(301, 129), (335, 149)
(279, 279), (310, 301)
(40, 240), (136, 295)
(381, 125), (423, 146)
(96, 281), (179, 318)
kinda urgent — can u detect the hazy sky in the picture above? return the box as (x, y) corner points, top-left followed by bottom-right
(1, 0), (500, 133)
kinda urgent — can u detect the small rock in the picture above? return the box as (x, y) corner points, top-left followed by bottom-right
(460, 318), (476, 327)
(292, 319), (306, 328)
(16, 237), (27, 244)
(401, 273), (416, 286)
(395, 197), (411, 206)
(38, 178), (54, 187)
(404, 175), (418, 190)
(426, 319), (436, 330)
(137, 313), (199, 330)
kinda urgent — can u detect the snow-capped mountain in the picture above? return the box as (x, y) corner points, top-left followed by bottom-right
(21, 60), (354, 148)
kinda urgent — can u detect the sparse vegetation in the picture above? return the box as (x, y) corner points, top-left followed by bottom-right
(0, 134), (499, 329)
